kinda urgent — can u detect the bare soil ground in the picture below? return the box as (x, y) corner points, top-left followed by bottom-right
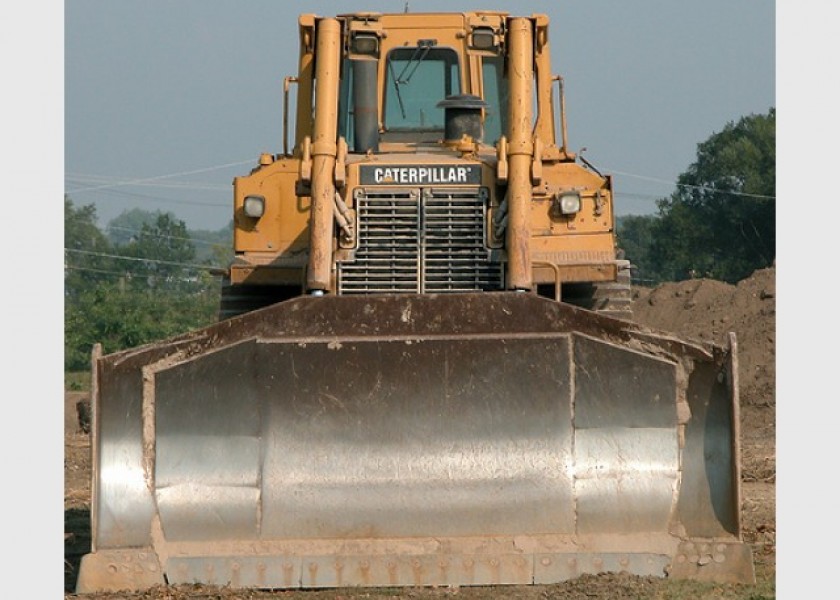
(64, 267), (775, 599)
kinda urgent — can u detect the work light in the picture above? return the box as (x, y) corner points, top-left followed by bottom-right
(558, 192), (581, 215)
(243, 195), (265, 218)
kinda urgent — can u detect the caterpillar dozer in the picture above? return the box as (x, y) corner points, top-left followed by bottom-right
(76, 10), (755, 593)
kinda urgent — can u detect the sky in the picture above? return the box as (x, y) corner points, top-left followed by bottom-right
(62, 0), (776, 231)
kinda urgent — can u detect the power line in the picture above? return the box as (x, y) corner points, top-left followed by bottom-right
(65, 184), (230, 208)
(606, 168), (776, 200)
(66, 164), (775, 207)
(65, 159), (255, 194)
(105, 224), (230, 247)
(617, 191), (666, 201)
(64, 212), (231, 243)
(64, 263), (221, 284)
(65, 248), (225, 272)
(64, 207), (232, 233)
(65, 264), (135, 277)
(65, 173), (230, 192)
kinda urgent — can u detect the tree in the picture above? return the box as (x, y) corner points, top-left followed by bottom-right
(106, 208), (172, 246)
(65, 205), (220, 372)
(616, 214), (658, 284)
(65, 196), (115, 369)
(648, 109), (775, 283)
(64, 196), (113, 297)
(120, 213), (198, 291)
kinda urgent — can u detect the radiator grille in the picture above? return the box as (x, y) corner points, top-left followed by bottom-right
(338, 187), (502, 294)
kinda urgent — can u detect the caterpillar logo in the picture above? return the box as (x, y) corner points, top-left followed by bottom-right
(359, 164), (482, 185)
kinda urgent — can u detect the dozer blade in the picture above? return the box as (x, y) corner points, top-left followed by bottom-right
(77, 293), (754, 593)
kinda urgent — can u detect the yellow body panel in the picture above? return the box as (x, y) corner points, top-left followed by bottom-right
(233, 158), (307, 254)
(230, 11), (619, 293)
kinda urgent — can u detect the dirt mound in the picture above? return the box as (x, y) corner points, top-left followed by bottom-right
(632, 266), (776, 408)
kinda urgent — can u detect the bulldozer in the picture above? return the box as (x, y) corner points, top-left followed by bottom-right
(76, 11), (755, 593)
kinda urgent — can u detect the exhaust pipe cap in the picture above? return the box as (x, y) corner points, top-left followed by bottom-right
(437, 94), (488, 143)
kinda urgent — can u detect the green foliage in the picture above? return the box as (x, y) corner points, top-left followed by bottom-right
(66, 278), (218, 362)
(651, 108), (775, 283)
(190, 219), (234, 264)
(108, 209), (233, 265)
(106, 207), (173, 246)
(616, 214), (658, 284)
(619, 108), (775, 284)
(64, 198), (222, 372)
(64, 196), (114, 297)
(119, 212), (198, 291)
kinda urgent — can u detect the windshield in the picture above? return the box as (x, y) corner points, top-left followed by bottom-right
(383, 46), (460, 131)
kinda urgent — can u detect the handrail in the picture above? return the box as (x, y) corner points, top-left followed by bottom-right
(283, 76), (299, 156)
(532, 261), (562, 301)
(552, 75), (568, 152)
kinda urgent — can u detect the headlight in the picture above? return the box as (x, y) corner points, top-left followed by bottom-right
(243, 195), (265, 218)
(558, 192), (581, 215)
(470, 27), (496, 50)
(351, 32), (379, 55)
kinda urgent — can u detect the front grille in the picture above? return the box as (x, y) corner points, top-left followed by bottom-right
(337, 187), (502, 294)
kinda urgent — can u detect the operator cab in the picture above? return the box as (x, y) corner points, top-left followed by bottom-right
(337, 26), (509, 150)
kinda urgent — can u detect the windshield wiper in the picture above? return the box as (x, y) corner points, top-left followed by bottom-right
(388, 60), (408, 119)
(389, 42), (434, 119)
(394, 44), (432, 85)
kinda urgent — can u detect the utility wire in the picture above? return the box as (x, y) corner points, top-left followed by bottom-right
(63, 160), (773, 225)
(606, 168), (775, 200)
(65, 159), (255, 194)
(65, 184), (229, 208)
(104, 224), (230, 247)
(64, 210), (228, 240)
(64, 263), (221, 283)
(65, 160), (775, 203)
(65, 248), (225, 272)
(66, 173), (230, 192)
